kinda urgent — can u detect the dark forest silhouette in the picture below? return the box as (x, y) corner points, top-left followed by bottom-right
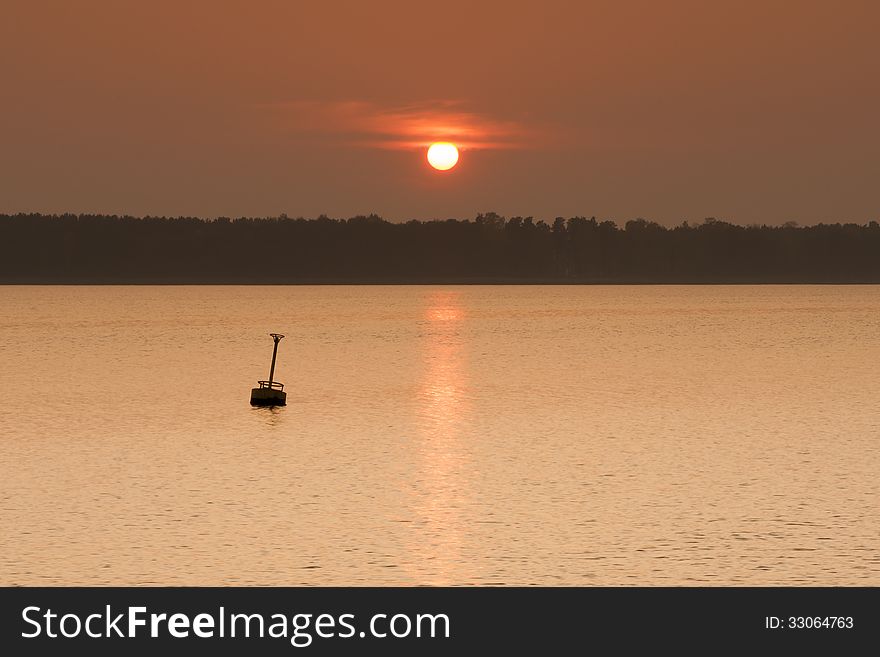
(1, 213), (879, 283)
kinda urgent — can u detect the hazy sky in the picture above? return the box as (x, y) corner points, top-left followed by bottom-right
(2, 0), (878, 224)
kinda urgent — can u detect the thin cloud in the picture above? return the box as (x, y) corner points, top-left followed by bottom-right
(265, 100), (543, 150)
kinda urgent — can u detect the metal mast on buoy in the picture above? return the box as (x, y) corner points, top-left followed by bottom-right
(250, 333), (287, 406)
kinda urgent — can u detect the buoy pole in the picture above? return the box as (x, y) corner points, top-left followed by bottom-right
(268, 333), (284, 385)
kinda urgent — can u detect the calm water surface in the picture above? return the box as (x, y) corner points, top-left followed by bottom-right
(1, 285), (878, 585)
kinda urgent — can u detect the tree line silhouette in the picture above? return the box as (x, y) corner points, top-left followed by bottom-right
(1, 212), (878, 283)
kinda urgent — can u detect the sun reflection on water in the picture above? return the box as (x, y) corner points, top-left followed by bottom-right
(406, 291), (472, 584)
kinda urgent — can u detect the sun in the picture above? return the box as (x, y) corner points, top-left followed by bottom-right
(427, 142), (459, 171)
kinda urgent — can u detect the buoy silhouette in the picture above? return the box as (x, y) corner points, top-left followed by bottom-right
(250, 333), (287, 406)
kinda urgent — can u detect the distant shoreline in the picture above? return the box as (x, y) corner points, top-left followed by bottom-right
(3, 213), (879, 284)
(2, 280), (879, 285)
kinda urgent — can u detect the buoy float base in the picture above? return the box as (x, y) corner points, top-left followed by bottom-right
(250, 387), (287, 406)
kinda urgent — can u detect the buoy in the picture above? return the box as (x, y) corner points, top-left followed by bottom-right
(250, 333), (287, 406)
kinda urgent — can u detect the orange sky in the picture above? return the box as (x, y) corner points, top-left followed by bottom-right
(1, 0), (878, 224)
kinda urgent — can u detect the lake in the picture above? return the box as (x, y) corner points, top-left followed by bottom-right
(1, 285), (878, 585)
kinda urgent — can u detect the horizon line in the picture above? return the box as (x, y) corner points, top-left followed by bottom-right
(3, 212), (879, 230)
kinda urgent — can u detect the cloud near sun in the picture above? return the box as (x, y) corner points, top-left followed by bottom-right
(269, 100), (539, 151)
